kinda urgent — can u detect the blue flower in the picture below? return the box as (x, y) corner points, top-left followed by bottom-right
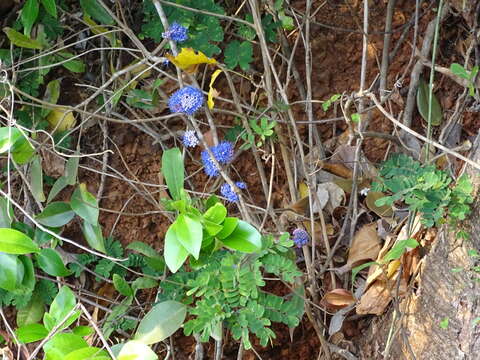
(292, 228), (309, 248)
(200, 141), (234, 177)
(182, 130), (199, 148)
(168, 86), (204, 115)
(162, 22), (188, 42)
(220, 182), (246, 202)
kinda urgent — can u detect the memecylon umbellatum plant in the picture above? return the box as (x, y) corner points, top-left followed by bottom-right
(220, 182), (246, 202)
(292, 228), (309, 248)
(201, 141), (234, 176)
(162, 22), (188, 42)
(182, 130), (199, 148)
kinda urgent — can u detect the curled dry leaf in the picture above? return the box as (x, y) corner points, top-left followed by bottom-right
(323, 289), (356, 308)
(313, 182), (345, 213)
(347, 223), (381, 268)
(356, 276), (407, 315)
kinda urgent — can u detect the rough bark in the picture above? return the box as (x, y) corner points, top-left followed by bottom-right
(358, 139), (480, 359)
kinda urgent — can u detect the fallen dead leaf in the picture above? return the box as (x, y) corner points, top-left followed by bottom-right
(366, 191), (394, 218)
(324, 289), (356, 308)
(356, 276), (407, 315)
(347, 223), (381, 268)
(313, 182), (345, 213)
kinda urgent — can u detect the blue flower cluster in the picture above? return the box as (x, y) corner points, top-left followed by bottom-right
(220, 182), (246, 203)
(182, 130), (199, 148)
(201, 141), (234, 177)
(162, 22), (188, 42)
(168, 86), (204, 115)
(292, 228), (309, 248)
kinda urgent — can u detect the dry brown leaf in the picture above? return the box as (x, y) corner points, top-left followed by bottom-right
(356, 276), (407, 315)
(321, 162), (353, 178)
(366, 191), (394, 218)
(314, 182), (345, 213)
(347, 223), (381, 268)
(324, 289), (356, 308)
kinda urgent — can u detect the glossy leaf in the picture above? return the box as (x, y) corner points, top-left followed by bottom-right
(164, 226), (188, 273)
(17, 255), (35, 294)
(126, 241), (159, 258)
(221, 220), (261, 252)
(43, 286), (80, 332)
(173, 214), (202, 259)
(36, 248), (72, 277)
(113, 274), (133, 297)
(0, 253), (24, 291)
(0, 127), (22, 153)
(64, 347), (109, 360)
(162, 148), (184, 201)
(17, 292), (44, 326)
(0, 228), (40, 254)
(36, 202), (75, 227)
(382, 238), (419, 263)
(134, 301), (186, 345)
(81, 221), (106, 253)
(30, 155), (45, 202)
(216, 217), (238, 239)
(71, 184), (99, 224)
(116, 341), (158, 360)
(16, 323), (48, 344)
(72, 325), (94, 337)
(203, 203), (227, 224)
(21, 0), (39, 37)
(131, 277), (157, 293)
(416, 78), (442, 126)
(43, 333), (88, 360)
(11, 135), (35, 164)
(3, 27), (43, 49)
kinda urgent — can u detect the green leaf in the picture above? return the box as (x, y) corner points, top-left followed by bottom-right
(16, 323), (48, 344)
(64, 347), (109, 360)
(126, 241), (159, 258)
(72, 325), (94, 337)
(71, 184), (99, 224)
(134, 300), (186, 345)
(30, 155), (46, 202)
(65, 156), (79, 185)
(162, 148), (184, 201)
(21, 0), (40, 37)
(416, 78), (443, 126)
(36, 248), (72, 276)
(11, 135), (35, 164)
(173, 214), (202, 259)
(224, 40), (253, 71)
(352, 261), (377, 284)
(57, 52), (86, 73)
(41, 0), (57, 18)
(203, 203), (227, 224)
(47, 177), (68, 203)
(164, 226), (188, 273)
(450, 63), (469, 80)
(0, 197), (14, 228)
(80, 0), (114, 25)
(0, 127), (22, 153)
(43, 286), (80, 332)
(216, 217), (238, 239)
(116, 340), (158, 360)
(203, 220), (223, 236)
(43, 333), (88, 360)
(18, 255), (35, 293)
(113, 274), (133, 297)
(382, 238), (419, 263)
(131, 277), (157, 293)
(81, 221), (106, 253)
(0, 253), (24, 291)
(17, 292), (44, 326)
(36, 202), (75, 227)
(42, 79), (61, 117)
(221, 220), (261, 252)
(0, 228), (40, 254)
(3, 27), (43, 49)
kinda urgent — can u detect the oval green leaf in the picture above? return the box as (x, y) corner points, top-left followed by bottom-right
(164, 226), (188, 273)
(36, 202), (75, 227)
(71, 184), (99, 224)
(0, 253), (24, 291)
(36, 248), (72, 277)
(161, 148), (184, 201)
(416, 78), (443, 126)
(3, 27), (43, 49)
(216, 217), (238, 240)
(81, 220), (106, 253)
(16, 323), (48, 344)
(0, 228), (40, 254)
(221, 220), (261, 253)
(203, 203), (227, 224)
(173, 214), (202, 259)
(43, 333), (88, 360)
(134, 301), (186, 345)
(113, 273), (133, 297)
(117, 341), (158, 360)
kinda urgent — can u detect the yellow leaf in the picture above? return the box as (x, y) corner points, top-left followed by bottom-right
(47, 108), (76, 132)
(207, 69), (222, 109)
(166, 48), (217, 73)
(298, 182), (309, 198)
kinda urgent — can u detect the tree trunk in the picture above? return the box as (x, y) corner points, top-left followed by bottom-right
(358, 138), (480, 359)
